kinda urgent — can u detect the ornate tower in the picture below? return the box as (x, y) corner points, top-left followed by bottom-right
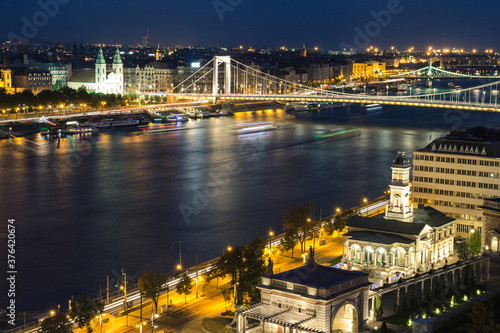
(385, 151), (414, 222)
(0, 53), (12, 91)
(95, 47), (106, 93)
(112, 47), (123, 93)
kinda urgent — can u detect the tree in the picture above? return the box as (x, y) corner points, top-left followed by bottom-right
(467, 302), (500, 333)
(470, 230), (482, 257)
(306, 217), (322, 248)
(213, 237), (266, 305)
(177, 273), (193, 304)
(333, 212), (347, 238)
(41, 313), (71, 333)
(280, 228), (298, 258)
(69, 294), (103, 333)
(457, 241), (470, 260)
(201, 274), (211, 297)
(374, 295), (383, 319)
(138, 271), (168, 313)
(221, 287), (232, 312)
(281, 203), (315, 252)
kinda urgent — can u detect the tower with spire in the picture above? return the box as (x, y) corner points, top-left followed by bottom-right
(0, 53), (12, 92)
(95, 47), (106, 92)
(385, 151), (414, 222)
(112, 47), (123, 92)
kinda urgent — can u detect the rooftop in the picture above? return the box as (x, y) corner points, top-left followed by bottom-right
(343, 230), (414, 244)
(271, 262), (367, 289)
(417, 127), (500, 158)
(347, 215), (426, 235)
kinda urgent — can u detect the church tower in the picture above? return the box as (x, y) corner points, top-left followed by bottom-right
(385, 151), (414, 222)
(0, 53), (12, 92)
(95, 47), (107, 93)
(155, 44), (162, 61)
(112, 47), (123, 93)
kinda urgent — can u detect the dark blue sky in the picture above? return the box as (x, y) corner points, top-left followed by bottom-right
(2, 0), (499, 50)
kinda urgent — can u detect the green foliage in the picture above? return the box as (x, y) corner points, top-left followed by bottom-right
(324, 209), (354, 238)
(457, 241), (470, 260)
(176, 273), (193, 304)
(221, 288), (232, 312)
(213, 237), (266, 305)
(69, 294), (103, 333)
(0, 86), (136, 110)
(469, 230), (482, 257)
(138, 271), (168, 313)
(281, 203), (315, 252)
(467, 303), (500, 333)
(306, 217), (322, 247)
(334, 210), (352, 237)
(41, 313), (71, 333)
(374, 295), (384, 319)
(201, 274), (211, 296)
(280, 228), (299, 258)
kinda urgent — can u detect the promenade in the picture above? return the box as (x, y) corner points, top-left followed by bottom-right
(74, 234), (345, 333)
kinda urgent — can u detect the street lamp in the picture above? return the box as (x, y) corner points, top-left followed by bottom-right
(122, 268), (128, 328)
(268, 230), (274, 250)
(195, 276), (202, 299)
(95, 313), (105, 333)
(150, 305), (159, 333)
(177, 240), (182, 274)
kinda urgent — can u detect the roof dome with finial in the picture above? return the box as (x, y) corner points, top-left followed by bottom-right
(96, 47), (105, 65)
(113, 47), (122, 65)
(393, 151), (410, 167)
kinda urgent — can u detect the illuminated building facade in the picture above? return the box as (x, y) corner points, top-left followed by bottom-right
(412, 128), (500, 240)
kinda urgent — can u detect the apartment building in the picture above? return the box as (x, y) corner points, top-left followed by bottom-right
(412, 127), (500, 240)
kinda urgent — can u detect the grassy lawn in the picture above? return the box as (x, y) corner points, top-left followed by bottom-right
(383, 309), (414, 326)
(201, 317), (233, 333)
(328, 256), (342, 266)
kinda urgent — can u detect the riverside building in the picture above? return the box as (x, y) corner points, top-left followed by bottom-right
(412, 127), (500, 241)
(342, 152), (455, 277)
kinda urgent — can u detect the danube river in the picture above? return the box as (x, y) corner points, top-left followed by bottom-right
(1, 85), (500, 313)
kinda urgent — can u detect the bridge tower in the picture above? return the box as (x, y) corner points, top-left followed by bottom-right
(426, 59), (433, 87)
(213, 56), (231, 102)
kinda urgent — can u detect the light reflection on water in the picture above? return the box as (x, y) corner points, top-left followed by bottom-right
(0, 102), (498, 312)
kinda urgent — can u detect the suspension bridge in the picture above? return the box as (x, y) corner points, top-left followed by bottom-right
(388, 60), (499, 80)
(172, 56), (500, 112)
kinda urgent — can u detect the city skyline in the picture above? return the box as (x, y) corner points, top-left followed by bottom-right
(2, 0), (500, 50)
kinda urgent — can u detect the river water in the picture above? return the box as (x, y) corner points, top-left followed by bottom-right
(1, 80), (499, 314)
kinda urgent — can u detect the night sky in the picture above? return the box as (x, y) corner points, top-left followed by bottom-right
(2, 0), (499, 49)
